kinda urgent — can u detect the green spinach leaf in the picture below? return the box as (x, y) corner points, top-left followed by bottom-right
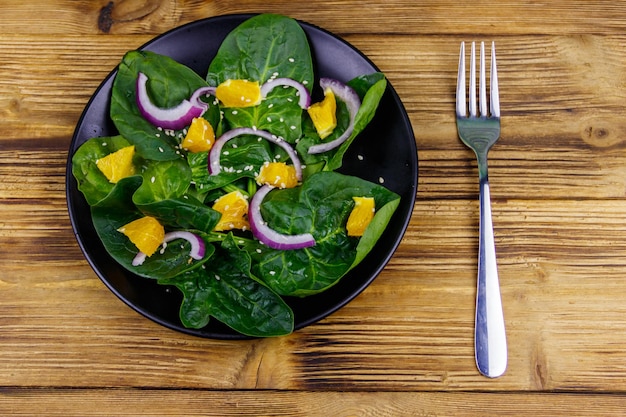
(297, 74), (387, 173)
(71, 136), (138, 206)
(207, 14), (313, 143)
(160, 234), (294, 336)
(111, 50), (220, 161)
(250, 171), (400, 296)
(89, 174), (214, 279)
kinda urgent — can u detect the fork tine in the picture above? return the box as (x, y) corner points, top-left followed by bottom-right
(479, 42), (487, 117)
(469, 42), (477, 117)
(490, 41), (500, 118)
(456, 41), (466, 117)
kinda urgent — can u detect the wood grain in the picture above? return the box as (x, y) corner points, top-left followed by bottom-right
(3, 0), (626, 415)
(2, 389), (626, 417)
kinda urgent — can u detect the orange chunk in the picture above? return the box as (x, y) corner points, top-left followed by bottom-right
(256, 162), (298, 189)
(346, 197), (375, 237)
(181, 117), (215, 153)
(307, 88), (337, 139)
(212, 190), (250, 231)
(117, 216), (165, 256)
(96, 145), (136, 183)
(215, 79), (262, 108)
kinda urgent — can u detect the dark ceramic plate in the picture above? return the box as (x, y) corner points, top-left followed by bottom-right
(66, 14), (418, 339)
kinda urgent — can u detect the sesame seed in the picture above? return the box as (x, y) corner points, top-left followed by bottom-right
(256, 248), (262, 253)
(358, 154), (364, 160)
(269, 271), (276, 276)
(290, 126), (296, 130)
(101, 142), (107, 146)
(288, 58), (295, 63)
(158, 147), (164, 153)
(379, 176), (385, 184)
(155, 133), (160, 137)
(151, 176), (156, 183)
(232, 110), (238, 115)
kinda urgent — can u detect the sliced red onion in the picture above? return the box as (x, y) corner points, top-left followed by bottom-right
(249, 185), (315, 250)
(163, 231), (206, 260)
(307, 78), (362, 154)
(136, 72), (216, 130)
(260, 77), (311, 109)
(209, 127), (303, 181)
(131, 230), (206, 266)
(132, 252), (147, 267)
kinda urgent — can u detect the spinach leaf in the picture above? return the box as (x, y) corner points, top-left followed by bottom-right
(207, 14), (313, 143)
(297, 74), (387, 173)
(160, 234), (294, 336)
(89, 173), (214, 280)
(250, 171), (400, 296)
(207, 14), (313, 88)
(71, 136), (138, 206)
(132, 158), (191, 203)
(136, 194), (221, 234)
(111, 50), (220, 161)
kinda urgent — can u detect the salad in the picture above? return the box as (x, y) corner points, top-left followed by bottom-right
(71, 14), (400, 337)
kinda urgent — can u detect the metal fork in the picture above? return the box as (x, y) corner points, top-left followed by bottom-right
(456, 41), (507, 378)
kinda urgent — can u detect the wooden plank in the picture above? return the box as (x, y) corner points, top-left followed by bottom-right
(1, 389), (625, 416)
(2, 0), (626, 36)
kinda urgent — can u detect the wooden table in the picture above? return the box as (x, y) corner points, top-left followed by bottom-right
(3, 1), (626, 415)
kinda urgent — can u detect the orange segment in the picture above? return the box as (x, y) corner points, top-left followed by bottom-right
(181, 117), (215, 153)
(96, 145), (136, 183)
(307, 88), (337, 139)
(215, 79), (262, 108)
(346, 196), (375, 237)
(256, 162), (298, 189)
(117, 216), (165, 256)
(212, 190), (250, 231)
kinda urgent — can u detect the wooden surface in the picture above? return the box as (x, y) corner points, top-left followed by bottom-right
(2, 0), (626, 415)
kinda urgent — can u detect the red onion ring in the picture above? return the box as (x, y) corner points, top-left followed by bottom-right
(260, 77), (311, 109)
(131, 230), (206, 266)
(307, 78), (361, 154)
(136, 72), (215, 130)
(249, 185), (316, 250)
(209, 127), (303, 181)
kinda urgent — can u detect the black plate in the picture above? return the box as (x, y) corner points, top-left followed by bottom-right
(66, 14), (418, 339)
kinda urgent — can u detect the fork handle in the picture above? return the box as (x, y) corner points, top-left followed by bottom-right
(475, 174), (507, 378)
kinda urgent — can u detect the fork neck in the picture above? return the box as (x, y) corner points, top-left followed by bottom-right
(476, 151), (490, 182)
